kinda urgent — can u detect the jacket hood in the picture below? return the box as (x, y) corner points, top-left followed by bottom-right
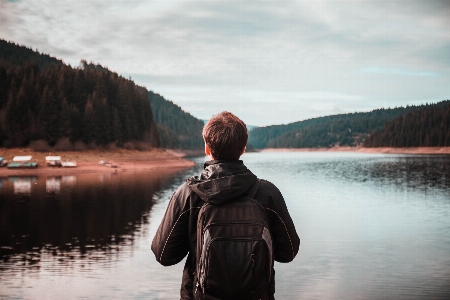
(186, 160), (257, 205)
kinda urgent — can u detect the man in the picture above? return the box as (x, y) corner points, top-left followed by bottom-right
(152, 111), (300, 299)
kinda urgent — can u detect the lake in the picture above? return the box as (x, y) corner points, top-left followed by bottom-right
(1, 152), (450, 299)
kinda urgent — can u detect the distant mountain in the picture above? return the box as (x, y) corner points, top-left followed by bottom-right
(149, 92), (204, 149)
(247, 125), (258, 131)
(364, 100), (450, 147)
(249, 101), (450, 149)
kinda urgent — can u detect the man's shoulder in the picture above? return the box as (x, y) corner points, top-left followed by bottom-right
(176, 181), (191, 192)
(251, 178), (285, 210)
(258, 178), (278, 187)
(173, 181), (193, 200)
(256, 178), (282, 196)
(172, 181), (203, 207)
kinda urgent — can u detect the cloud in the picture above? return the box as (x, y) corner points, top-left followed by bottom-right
(0, 0), (449, 126)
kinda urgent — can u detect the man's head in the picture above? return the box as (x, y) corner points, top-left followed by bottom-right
(202, 111), (248, 160)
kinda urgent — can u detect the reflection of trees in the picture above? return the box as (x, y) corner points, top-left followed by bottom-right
(0, 171), (176, 265)
(301, 156), (450, 193)
(354, 156), (450, 192)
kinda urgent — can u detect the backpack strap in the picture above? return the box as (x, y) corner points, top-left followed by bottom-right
(246, 178), (261, 198)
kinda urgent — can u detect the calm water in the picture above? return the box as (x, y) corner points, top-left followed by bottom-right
(1, 152), (450, 299)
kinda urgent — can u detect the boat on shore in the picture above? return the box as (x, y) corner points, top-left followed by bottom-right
(45, 155), (77, 167)
(7, 156), (38, 168)
(46, 156), (61, 167)
(0, 157), (7, 167)
(60, 161), (77, 167)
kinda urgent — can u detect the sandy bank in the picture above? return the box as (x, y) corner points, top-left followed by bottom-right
(0, 148), (196, 176)
(261, 147), (450, 155)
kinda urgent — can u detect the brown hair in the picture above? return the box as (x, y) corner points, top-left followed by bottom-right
(202, 111), (248, 160)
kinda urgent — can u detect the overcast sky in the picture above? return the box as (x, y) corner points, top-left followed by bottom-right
(1, 0), (449, 126)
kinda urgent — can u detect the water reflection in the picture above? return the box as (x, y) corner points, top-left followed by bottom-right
(0, 170), (181, 272)
(61, 175), (76, 186)
(46, 176), (61, 194)
(9, 176), (37, 195)
(299, 155), (450, 195)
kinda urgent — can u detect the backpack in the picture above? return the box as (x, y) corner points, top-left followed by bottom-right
(194, 179), (273, 300)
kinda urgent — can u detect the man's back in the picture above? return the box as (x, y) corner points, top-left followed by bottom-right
(152, 160), (300, 299)
(194, 178), (272, 299)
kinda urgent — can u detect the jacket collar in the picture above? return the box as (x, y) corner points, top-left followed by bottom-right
(187, 160), (257, 205)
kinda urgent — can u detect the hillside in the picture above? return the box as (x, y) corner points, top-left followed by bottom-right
(0, 39), (160, 149)
(249, 101), (450, 149)
(364, 101), (450, 147)
(148, 92), (204, 150)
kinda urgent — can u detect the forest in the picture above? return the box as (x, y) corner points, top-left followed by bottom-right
(149, 91), (204, 150)
(364, 102), (450, 147)
(248, 101), (450, 149)
(0, 39), (162, 150)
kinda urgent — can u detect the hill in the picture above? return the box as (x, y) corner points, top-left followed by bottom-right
(364, 101), (450, 147)
(148, 92), (204, 149)
(0, 39), (160, 149)
(249, 101), (450, 149)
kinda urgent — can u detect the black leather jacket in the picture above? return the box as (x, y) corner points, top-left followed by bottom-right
(151, 160), (300, 299)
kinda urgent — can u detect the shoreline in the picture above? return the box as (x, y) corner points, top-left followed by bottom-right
(1, 146), (449, 176)
(0, 148), (197, 177)
(260, 146), (450, 155)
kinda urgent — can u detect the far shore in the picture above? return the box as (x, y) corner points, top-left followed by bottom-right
(260, 146), (450, 155)
(0, 148), (198, 176)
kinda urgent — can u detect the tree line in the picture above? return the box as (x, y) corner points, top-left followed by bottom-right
(364, 101), (450, 147)
(0, 39), (63, 70)
(249, 102), (450, 149)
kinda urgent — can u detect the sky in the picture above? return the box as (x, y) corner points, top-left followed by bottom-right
(1, 0), (449, 127)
